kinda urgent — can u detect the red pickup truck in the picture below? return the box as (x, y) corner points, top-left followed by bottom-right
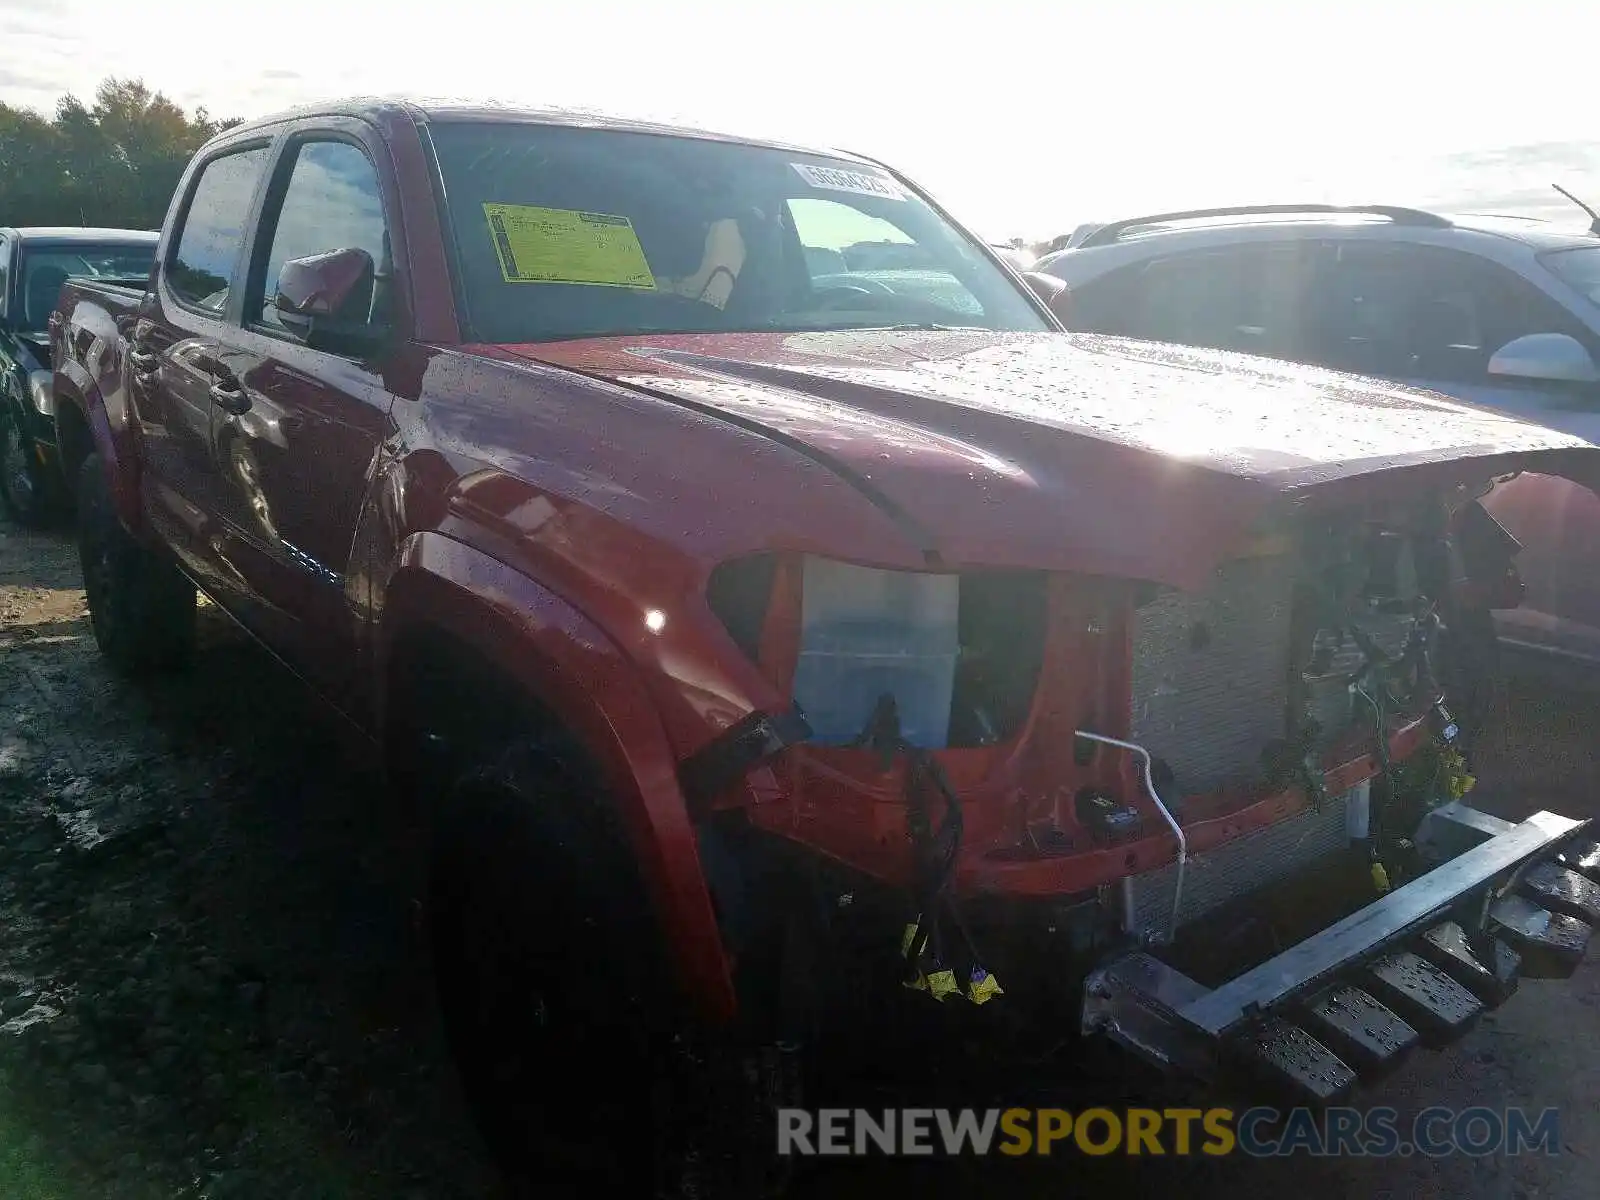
(47, 99), (1600, 1195)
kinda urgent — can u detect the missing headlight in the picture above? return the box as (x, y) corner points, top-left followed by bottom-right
(792, 557), (962, 749)
(708, 555), (1048, 751)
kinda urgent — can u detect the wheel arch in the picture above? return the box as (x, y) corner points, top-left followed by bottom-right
(52, 364), (139, 529)
(377, 531), (738, 1023)
(53, 390), (94, 483)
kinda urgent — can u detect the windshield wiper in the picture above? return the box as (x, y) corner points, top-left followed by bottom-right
(845, 322), (986, 332)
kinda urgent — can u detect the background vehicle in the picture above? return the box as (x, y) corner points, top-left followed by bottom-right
(50, 103), (1600, 1196)
(986, 240), (1036, 271)
(0, 227), (156, 524)
(1039, 221), (1105, 255)
(1031, 202), (1600, 672)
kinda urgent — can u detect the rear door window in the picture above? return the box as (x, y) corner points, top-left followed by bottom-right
(1091, 243), (1319, 360)
(168, 146), (270, 314)
(1310, 244), (1427, 378)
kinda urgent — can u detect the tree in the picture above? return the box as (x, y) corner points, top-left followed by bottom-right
(0, 77), (239, 229)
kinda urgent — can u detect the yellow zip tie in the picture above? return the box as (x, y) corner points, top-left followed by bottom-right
(967, 966), (1003, 1005)
(901, 921), (929, 990)
(927, 968), (960, 1002)
(900, 921), (921, 959)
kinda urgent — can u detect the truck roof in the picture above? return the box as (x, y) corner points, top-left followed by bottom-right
(216, 95), (880, 167)
(6, 227), (160, 244)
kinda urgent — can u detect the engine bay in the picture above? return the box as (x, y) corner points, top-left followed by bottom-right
(696, 481), (1539, 1079)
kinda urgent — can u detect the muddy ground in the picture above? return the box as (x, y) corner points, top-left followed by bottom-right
(1, 514), (1596, 1198)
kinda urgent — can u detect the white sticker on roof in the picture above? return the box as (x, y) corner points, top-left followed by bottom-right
(791, 162), (905, 201)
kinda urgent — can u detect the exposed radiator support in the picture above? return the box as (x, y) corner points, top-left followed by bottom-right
(1125, 789), (1356, 937)
(1129, 555), (1296, 796)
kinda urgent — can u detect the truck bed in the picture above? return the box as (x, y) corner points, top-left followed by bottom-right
(55, 276), (147, 314)
(50, 277), (149, 388)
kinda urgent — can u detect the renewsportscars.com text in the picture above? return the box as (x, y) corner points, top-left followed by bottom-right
(776, 1106), (1561, 1158)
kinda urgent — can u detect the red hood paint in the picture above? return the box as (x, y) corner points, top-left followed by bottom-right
(479, 329), (1600, 589)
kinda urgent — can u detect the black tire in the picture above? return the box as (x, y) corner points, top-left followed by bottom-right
(430, 742), (675, 1197)
(76, 452), (196, 675)
(0, 405), (52, 527)
(430, 741), (790, 1199)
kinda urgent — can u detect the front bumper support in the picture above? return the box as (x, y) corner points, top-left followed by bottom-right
(1083, 804), (1597, 1105)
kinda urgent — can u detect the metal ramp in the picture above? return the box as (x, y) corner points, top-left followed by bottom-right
(1083, 805), (1598, 1106)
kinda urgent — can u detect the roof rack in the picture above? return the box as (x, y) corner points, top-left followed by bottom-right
(1074, 204), (1451, 249)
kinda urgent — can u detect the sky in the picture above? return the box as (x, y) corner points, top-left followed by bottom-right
(3, 0), (1598, 241)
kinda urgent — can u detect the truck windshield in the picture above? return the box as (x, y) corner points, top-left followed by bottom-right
(16, 243), (155, 331)
(428, 121), (1049, 343)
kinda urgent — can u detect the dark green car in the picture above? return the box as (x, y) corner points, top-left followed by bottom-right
(0, 226), (157, 524)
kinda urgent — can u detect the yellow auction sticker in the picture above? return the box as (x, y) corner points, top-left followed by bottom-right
(483, 203), (657, 289)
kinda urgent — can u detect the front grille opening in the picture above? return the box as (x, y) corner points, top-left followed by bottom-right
(948, 570), (1048, 748)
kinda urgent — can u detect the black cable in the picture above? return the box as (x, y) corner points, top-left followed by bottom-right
(854, 695), (974, 982)
(908, 747), (974, 972)
(903, 747), (962, 974)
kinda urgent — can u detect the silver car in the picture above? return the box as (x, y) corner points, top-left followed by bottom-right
(1033, 202), (1600, 670)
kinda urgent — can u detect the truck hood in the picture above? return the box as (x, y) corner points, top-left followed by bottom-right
(490, 329), (1600, 589)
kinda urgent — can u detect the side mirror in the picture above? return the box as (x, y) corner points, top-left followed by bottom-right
(273, 247), (387, 355)
(1021, 270), (1072, 324)
(1486, 332), (1600, 385)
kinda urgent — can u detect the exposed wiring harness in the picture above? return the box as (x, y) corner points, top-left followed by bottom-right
(852, 694), (1002, 1005)
(1346, 595), (1474, 891)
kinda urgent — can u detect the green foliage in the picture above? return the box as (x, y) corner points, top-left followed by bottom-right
(0, 77), (240, 230)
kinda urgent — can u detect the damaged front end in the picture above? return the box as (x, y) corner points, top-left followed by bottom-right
(694, 467), (1594, 1102)
(1067, 485), (1600, 1105)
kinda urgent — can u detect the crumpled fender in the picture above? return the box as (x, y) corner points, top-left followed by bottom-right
(377, 530), (736, 1021)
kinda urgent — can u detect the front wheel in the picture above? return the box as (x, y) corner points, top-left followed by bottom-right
(429, 743), (675, 1196)
(76, 453), (196, 675)
(429, 742), (790, 1198)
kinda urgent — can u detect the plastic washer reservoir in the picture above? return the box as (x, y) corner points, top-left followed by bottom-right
(790, 556), (960, 749)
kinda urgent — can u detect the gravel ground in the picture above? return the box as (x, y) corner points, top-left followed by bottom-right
(0, 521), (501, 1198)
(1, 515), (1597, 1198)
